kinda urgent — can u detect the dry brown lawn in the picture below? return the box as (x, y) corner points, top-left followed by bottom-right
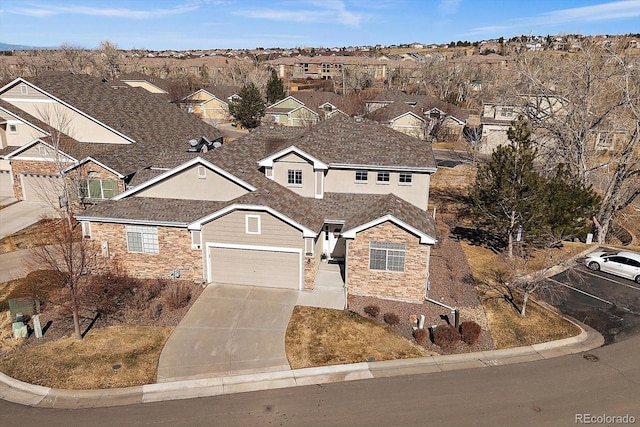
(460, 241), (584, 348)
(0, 219), (80, 255)
(0, 326), (172, 389)
(286, 306), (435, 369)
(482, 292), (581, 348)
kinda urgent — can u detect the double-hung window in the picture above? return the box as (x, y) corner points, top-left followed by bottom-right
(78, 179), (118, 200)
(355, 170), (368, 183)
(376, 171), (390, 184)
(399, 172), (413, 184)
(369, 242), (406, 272)
(287, 169), (303, 185)
(126, 225), (159, 254)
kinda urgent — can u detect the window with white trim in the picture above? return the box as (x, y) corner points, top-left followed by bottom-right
(355, 171), (368, 183)
(78, 178), (119, 200)
(126, 225), (159, 254)
(8, 124), (18, 133)
(287, 169), (302, 185)
(245, 214), (261, 234)
(369, 241), (405, 272)
(399, 172), (413, 184)
(376, 171), (390, 184)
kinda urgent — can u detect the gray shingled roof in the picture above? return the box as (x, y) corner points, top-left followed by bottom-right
(20, 73), (222, 176)
(77, 121), (437, 239)
(365, 101), (425, 123)
(265, 115), (437, 170)
(77, 198), (228, 224)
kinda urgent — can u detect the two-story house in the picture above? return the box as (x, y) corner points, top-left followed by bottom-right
(0, 73), (222, 204)
(178, 86), (240, 122)
(76, 117), (438, 303)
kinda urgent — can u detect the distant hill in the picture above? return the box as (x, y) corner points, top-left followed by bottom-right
(0, 42), (48, 51)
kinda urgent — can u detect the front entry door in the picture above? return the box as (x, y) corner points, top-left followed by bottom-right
(323, 224), (342, 259)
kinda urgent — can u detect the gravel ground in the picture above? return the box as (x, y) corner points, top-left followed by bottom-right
(348, 225), (495, 355)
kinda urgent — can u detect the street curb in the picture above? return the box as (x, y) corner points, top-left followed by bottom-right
(0, 319), (603, 409)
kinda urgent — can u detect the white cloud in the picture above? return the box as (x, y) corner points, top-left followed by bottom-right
(465, 0), (640, 36)
(237, 0), (365, 27)
(7, 0), (216, 19)
(438, 0), (461, 16)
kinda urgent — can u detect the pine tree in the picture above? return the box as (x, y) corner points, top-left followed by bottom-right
(265, 69), (286, 104)
(470, 116), (600, 257)
(228, 83), (265, 129)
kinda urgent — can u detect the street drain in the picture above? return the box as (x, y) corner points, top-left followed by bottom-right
(583, 353), (599, 362)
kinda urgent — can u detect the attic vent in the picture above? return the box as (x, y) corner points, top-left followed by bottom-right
(354, 116), (363, 122)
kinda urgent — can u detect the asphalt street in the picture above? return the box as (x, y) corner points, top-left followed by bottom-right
(546, 260), (640, 343)
(0, 333), (637, 426)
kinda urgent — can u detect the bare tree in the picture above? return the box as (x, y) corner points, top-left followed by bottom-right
(26, 105), (94, 340)
(56, 44), (93, 74)
(513, 40), (640, 243)
(96, 40), (122, 79)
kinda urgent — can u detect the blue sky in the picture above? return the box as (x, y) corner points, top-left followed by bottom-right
(0, 0), (639, 50)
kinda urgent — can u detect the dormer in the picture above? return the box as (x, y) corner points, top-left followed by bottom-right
(258, 146), (327, 199)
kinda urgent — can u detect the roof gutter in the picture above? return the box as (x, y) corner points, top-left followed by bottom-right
(73, 215), (188, 228)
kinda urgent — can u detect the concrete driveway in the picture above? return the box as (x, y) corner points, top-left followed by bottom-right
(0, 199), (57, 240)
(157, 284), (298, 383)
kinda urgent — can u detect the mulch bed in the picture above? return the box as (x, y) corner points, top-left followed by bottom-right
(347, 224), (495, 355)
(4, 279), (203, 355)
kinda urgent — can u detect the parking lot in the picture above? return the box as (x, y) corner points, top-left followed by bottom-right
(544, 258), (640, 344)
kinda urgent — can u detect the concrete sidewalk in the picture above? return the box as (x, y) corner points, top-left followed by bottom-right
(0, 317), (604, 409)
(157, 284), (298, 382)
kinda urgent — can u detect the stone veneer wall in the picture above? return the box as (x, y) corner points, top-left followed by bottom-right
(347, 221), (429, 303)
(89, 222), (203, 282)
(10, 159), (67, 200)
(70, 161), (126, 193)
(10, 159), (124, 201)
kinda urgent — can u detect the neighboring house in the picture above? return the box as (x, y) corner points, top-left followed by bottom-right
(364, 91), (469, 141)
(365, 101), (427, 140)
(263, 96), (319, 127)
(480, 95), (564, 154)
(0, 73), (223, 204)
(179, 86), (240, 122)
(291, 91), (355, 120)
(76, 117), (439, 303)
(117, 72), (170, 95)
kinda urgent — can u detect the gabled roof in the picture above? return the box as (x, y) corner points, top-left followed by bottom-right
(77, 119), (438, 242)
(265, 96), (305, 112)
(5, 138), (77, 163)
(0, 73), (223, 177)
(258, 146), (328, 169)
(117, 72), (170, 94)
(262, 116), (437, 171)
(365, 101), (426, 124)
(112, 156), (256, 200)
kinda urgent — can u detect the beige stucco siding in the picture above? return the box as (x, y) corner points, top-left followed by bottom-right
(2, 84), (131, 144)
(201, 209), (303, 249)
(201, 98), (229, 120)
(134, 164), (249, 201)
(274, 98), (304, 109)
(123, 81), (166, 94)
(272, 152), (315, 198)
(324, 169), (430, 210)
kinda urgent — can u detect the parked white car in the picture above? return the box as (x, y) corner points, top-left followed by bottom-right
(584, 251), (640, 284)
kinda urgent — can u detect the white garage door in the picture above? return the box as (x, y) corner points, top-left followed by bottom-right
(21, 173), (63, 204)
(0, 170), (13, 197)
(208, 245), (301, 290)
